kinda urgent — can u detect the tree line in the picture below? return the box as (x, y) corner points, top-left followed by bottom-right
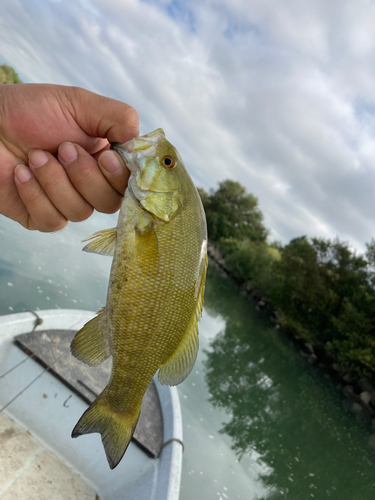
(199, 180), (375, 383)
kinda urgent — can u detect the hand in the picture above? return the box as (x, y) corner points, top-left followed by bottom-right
(0, 83), (139, 231)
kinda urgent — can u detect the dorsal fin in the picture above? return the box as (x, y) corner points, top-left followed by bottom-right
(196, 253), (208, 322)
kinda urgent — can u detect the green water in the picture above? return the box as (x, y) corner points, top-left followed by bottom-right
(1, 213), (375, 499)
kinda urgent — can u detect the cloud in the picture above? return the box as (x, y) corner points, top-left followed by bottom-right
(1, 0), (375, 251)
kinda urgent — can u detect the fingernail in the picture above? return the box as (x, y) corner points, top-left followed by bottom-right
(59, 142), (78, 164)
(99, 151), (123, 175)
(29, 149), (48, 168)
(15, 165), (33, 183)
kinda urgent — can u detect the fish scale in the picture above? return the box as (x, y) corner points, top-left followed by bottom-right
(70, 128), (207, 469)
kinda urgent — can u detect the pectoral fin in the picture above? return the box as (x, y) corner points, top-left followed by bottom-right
(71, 308), (110, 366)
(82, 228), (117, 256)
(135, 222), (160, 275)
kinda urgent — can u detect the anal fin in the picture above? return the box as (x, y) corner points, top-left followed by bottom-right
(158, 318), (199, 386)
(71, 308), (110, 366)
(158, 249), (208, 386)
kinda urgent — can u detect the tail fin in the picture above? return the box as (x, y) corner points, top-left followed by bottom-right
(71, 393), (141, 469)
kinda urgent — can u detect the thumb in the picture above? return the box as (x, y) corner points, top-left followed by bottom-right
(70, 87), (139, 144)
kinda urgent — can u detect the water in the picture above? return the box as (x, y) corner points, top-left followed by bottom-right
(1, 213), (375, 499)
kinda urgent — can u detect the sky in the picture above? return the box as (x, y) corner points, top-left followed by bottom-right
(1, 0), (375, 251)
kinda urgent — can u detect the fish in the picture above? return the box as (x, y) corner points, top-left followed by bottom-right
(70, 128), (207, 469)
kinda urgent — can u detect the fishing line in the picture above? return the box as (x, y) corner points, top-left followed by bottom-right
(0, 353), (35, 380)
(0, 310), (44, 380)
(0, 361), (57, 414)
(160, 437), (184, 453)
(0, 312), (84, 380)
(0, 312), (90, 413)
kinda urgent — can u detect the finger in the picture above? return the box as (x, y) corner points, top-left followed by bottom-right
(14, 165), (68, 232)
(28, 149), (94, 223)
(98, 150), (130, 196)
(70, 87), (139, 144)
(58, 142), (123, 213)
(92, 143), (111, 162)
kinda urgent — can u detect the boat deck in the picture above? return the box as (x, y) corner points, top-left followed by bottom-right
(0, 413), (95, 500)
(0, 310), (183, 500)
(14, 328), (164, 458)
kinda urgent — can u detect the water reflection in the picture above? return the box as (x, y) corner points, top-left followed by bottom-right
(203, 269), (375, 498)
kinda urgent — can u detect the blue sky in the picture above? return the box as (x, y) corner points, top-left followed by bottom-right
(2, 0), (375, 251)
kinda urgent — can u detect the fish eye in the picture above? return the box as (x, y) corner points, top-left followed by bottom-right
(162, 155), (176, 169)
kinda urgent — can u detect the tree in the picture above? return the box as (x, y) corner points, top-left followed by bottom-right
(0, 63), (22, 84)
(225, 239), (280, 293)
(199, 180), (268, 242)
(270, 236), (328, 339)
(200, 177), (375, 381)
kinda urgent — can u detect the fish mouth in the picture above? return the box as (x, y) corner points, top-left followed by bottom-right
(111, 128), (165, 156)
(111, 128), (165, 175)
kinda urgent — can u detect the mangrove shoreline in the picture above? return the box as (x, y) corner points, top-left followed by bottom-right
(207, 239), (375, 428)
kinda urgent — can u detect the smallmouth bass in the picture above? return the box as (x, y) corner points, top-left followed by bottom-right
(70, 128), (207, 469)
